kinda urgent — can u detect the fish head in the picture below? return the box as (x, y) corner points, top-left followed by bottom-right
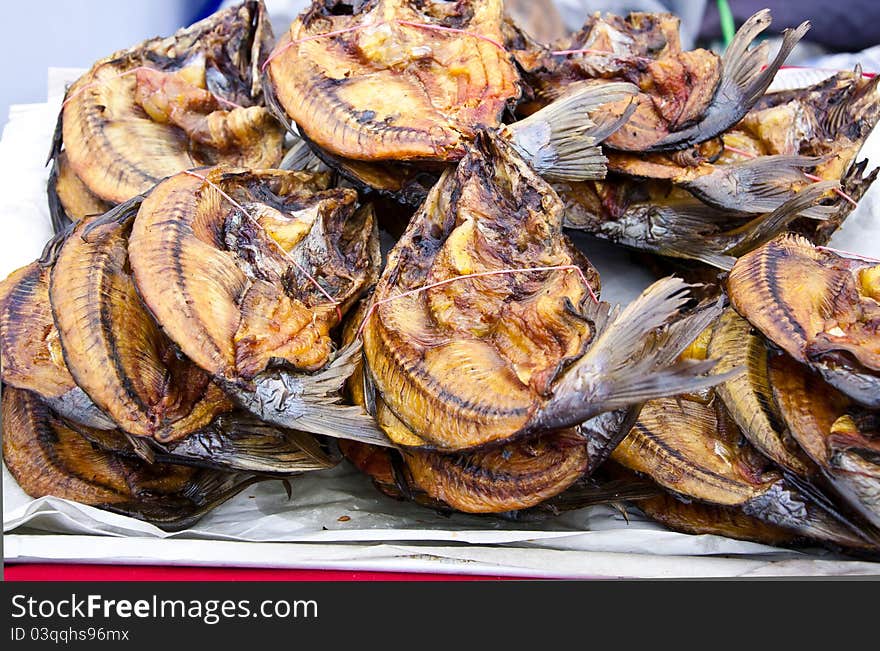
(268, 0), (519, 162)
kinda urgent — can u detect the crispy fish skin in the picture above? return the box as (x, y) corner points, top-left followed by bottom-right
(612, 395), (877, 549)
(403, 432), (590, 513)
(636, 490), (799, 547)
(770, 354), (880, 530)
(128, 168), (372, 382)
(1, 262), (75, 400)
(362, 134), (599, 450)
(612, 397), (781, 507)
(48, 152), (111, 230)
(50, 211), (233, 442)
(58, 1), (283, 204)
(0, 260), (115, 429)
(346, 349), (591, 513)
(128, 167), (383, 445)
(708, 308), (814, 476)
(267, 0), (519, 162)
(2, 387), (257, 529)
(728, 234), (880, 406)
(364, 131), (735, 452)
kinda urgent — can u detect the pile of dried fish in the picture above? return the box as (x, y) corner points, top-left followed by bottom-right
(2, 1), (879, 553)
(2, 165), (381, 528)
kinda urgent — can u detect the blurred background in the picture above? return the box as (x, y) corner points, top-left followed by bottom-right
(1, 0), (878, 123)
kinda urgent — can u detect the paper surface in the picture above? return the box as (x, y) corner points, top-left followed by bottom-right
(2, 68), (880, 578)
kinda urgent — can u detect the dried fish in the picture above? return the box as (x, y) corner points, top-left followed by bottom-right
(266, 0), (519, 163)
(728, 234), (880, 407)
(2, 387), (257, 530)
(53, 1), (283, 206)
(362, 131), (733, 453)
(127, 168), (385, 444)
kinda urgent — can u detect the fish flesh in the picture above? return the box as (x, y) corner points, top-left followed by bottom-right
(52, 0), (283, 208)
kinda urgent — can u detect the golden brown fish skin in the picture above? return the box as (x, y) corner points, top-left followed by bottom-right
(58, 1), (282, 204)
(0, 262), (76, 399)
(708, 309), (814, 476)
(614, 388), (880, 550)
(514, 12), (721, 149)
(769, 355), (880, 530)
(48, 152), (111, 227)
(128, 168), (378, 385)
(611, 397), (780, 507)
(49, 213), (233, 442)
(267, 0), (520, 162)
(0, 260), (117, 429)
(403, 431), (590, 513)
(363, 134), (599, 451)
(2, 387), (258, 528)
(2, 387), (133, 505)
(636, 490), (799, 547)
(769, 353), (851, 468)
(728, 235), (880, 406)
(345, 351), (590, 513)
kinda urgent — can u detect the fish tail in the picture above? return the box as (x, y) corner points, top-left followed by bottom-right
(725, 180), (839, 256)
(233, 341), (395, 448)
(504, 80), (638, 181)
(529, 278), (738, 431)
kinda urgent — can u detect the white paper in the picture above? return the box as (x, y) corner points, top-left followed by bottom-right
(2, 68), (880, 578)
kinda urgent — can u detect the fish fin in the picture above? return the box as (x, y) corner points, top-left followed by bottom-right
(504, 81), (638, 181)
(723, 180), (839, 256)
(233, 341), (395, 448)
(725, 15), (810, 107)
(279, 136), (328, 173)
(162, 413), (339, 474)
(744, 474), (880, 550)
(122, 471), (262, 532)
(80, 193), (147, 240)
(685, 155), (830, 218)
(529, 278), (739, 431)
(649, 182), (837, 269)
(634, 201), (742, 268)
(653, 12), (809, 149)
(46, 161), (74, 234)
(125, 433), (155, 464)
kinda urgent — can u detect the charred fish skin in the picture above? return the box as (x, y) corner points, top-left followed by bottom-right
(56, 1), (283, 205)
(50, 208), (232, 442)
(1, 387), (258, 530)
(728, 234), (880, 407)
(267, 0), (520, 163)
